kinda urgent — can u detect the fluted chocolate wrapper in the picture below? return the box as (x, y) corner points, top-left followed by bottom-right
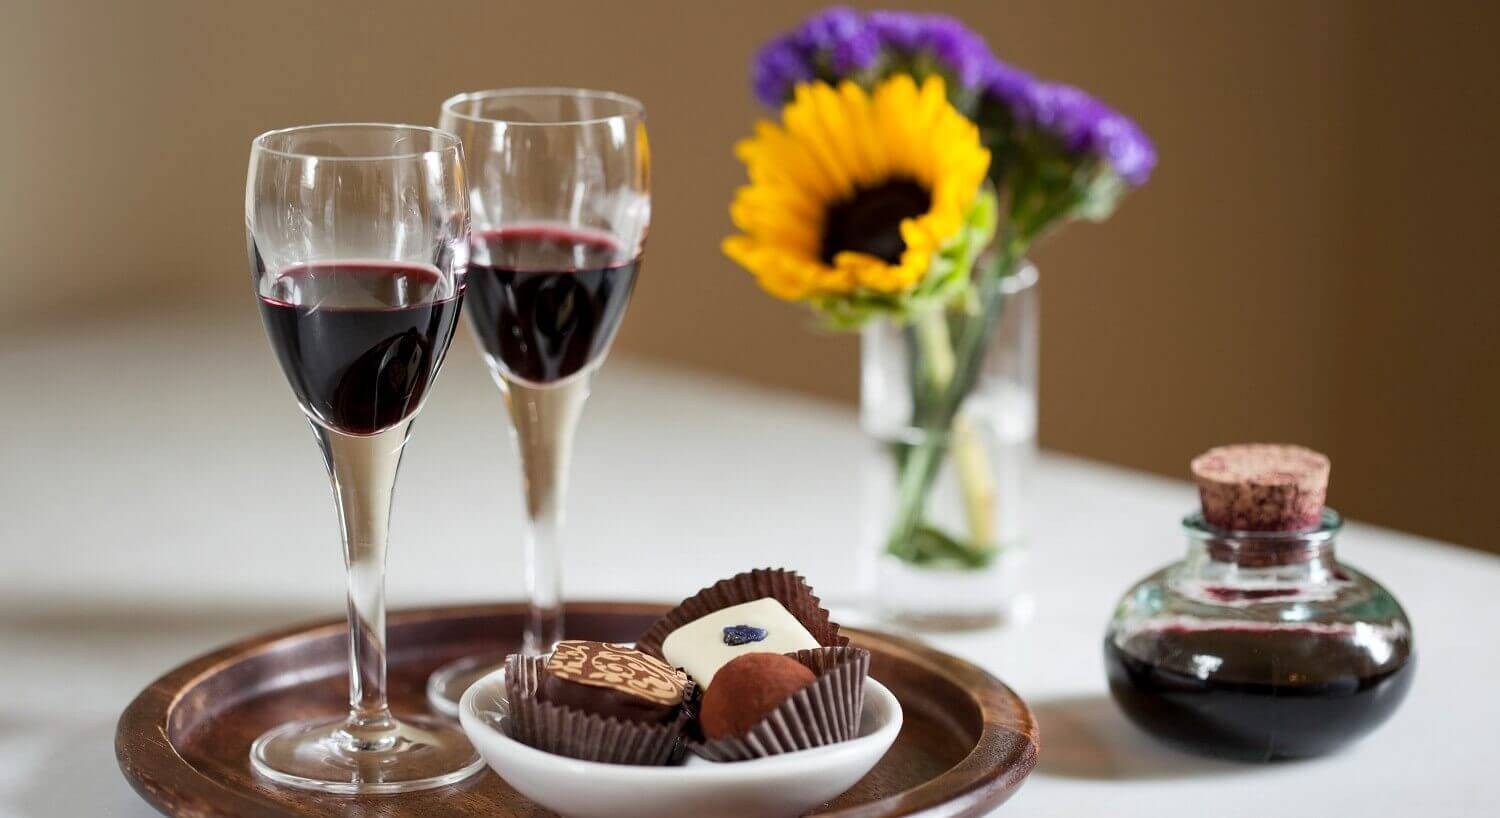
(691, 646), (870, 762)
(637, 568), (848, 661)
(503, 654), (692, 765)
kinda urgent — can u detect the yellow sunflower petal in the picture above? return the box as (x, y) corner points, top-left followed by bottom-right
(837, 80), (889, 185)
(724, 235), (814, 300)
(730, 193), (820, 255)
(782, 85), (857, 199)
(722, 74), (991, 306)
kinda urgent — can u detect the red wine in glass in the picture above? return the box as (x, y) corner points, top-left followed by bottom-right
(258, 262), (462, 435)
(464, 226), (641, 384)
(1105, 624), (1415, 760)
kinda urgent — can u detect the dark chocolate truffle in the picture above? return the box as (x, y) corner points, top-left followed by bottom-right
(536, 640), (688, 724)
(699, 652), (817, 740)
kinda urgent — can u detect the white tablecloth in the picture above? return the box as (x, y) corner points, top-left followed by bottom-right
(2, 311), (1496, 816)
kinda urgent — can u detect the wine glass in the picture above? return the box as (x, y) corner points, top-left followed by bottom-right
(245, 123), (483, 792)
(426, 89), (650, 715)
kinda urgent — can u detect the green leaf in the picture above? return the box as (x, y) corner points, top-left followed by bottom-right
(1074, 166), (1127, 222)
(895, 524), (999, 570)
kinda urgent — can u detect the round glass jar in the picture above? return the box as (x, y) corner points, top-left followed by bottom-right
(1105, 509), (1415, 761)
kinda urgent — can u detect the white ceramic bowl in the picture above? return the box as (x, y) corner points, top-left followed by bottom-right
(459, 666), (903, 818)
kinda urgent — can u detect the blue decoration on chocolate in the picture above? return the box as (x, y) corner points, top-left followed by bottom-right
(722, 625), (768, 646)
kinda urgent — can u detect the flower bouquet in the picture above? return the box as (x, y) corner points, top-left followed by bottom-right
(723, 8), (1154, 624)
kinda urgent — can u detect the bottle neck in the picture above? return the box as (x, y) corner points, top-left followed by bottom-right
(1180, 509), (1344, 586)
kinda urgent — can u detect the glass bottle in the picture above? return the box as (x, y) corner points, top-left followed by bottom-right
(1105, 509), (1415, 761)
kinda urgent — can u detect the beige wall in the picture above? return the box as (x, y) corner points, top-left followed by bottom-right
(4, 1), (1496, 552)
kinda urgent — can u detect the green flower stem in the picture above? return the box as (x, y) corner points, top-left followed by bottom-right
(884, 309), (953, 561)
(951, 415), (998, 551)
(884, 236), (1028, 568)
(906, 309), (997, 556)
(884, 433), (943, 562)
(912, 307), (956, 388)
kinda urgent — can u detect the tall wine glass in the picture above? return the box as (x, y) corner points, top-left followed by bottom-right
(426, 89), (649, 714)
(245, 124), (483, 792)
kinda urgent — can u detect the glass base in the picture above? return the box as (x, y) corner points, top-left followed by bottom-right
(249, 713), (484, 794)
(882, 608), (1010, 631)
(426, 652), (508, 720)
(873, 549), (1033, 632)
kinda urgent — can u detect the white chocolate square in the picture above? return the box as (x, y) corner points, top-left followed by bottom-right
(660, 597), (821, 686)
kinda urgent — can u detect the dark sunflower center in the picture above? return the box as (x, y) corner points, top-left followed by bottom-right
(819, 179), (932, 266)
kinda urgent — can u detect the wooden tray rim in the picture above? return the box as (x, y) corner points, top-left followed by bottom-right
(116, 601), (1039, 817)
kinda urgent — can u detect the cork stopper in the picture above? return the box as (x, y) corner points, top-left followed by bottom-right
(1191, 443), (1330, 532)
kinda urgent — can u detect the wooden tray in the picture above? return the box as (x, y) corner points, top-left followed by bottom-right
(117, 602), (1038, 816)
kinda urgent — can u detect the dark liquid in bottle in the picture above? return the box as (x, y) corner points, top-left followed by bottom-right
(1105, 625), (1414, 760)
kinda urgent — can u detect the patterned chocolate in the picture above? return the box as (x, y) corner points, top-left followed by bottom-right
(661, 597), (820, 685)
(537, 640), (687, 724)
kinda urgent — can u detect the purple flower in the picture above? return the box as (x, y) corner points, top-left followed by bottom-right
(982, 59), (1038, 117)
(751, 8), (1001, 108)
(912, 15), (992, 87)
(867, 11), (992, 87)
(1024, 83), (1099, 151)
(752, 33), (815, 108)
(866, 10), (924, 51)
(794, 7), (881, 73)
(747, 7), (1158, 187)
(1022, 82), (1156, 184)
(1088, 110), (1156, 185)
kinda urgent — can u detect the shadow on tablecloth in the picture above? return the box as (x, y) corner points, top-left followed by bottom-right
(1030, 694), (1253, 780)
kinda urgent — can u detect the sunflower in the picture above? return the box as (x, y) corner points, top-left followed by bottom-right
(723, 75), (991, 307)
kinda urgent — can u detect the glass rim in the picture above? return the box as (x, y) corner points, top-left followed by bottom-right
(440, 87), (646, 127)
(1000, 260), (1039, 294)
(250, 123), (463, 162)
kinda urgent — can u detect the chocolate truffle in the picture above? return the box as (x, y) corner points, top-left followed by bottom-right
(699, 652), (817, 740)
(536, 640), (687, 724)
(660, 597), (821, 685)
(1191, 443), (1331, 532)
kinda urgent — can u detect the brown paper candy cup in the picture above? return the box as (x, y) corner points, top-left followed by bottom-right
(502, 654), (691, 766)
(691, 646), (871, 762)
(636, 567), (848, 662)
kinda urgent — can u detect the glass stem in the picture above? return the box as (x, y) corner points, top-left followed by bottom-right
(503, 375), (590, 656)
(312, 420), (411, 751)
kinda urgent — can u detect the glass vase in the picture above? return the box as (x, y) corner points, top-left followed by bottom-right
(859, 263), (1038, 630)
